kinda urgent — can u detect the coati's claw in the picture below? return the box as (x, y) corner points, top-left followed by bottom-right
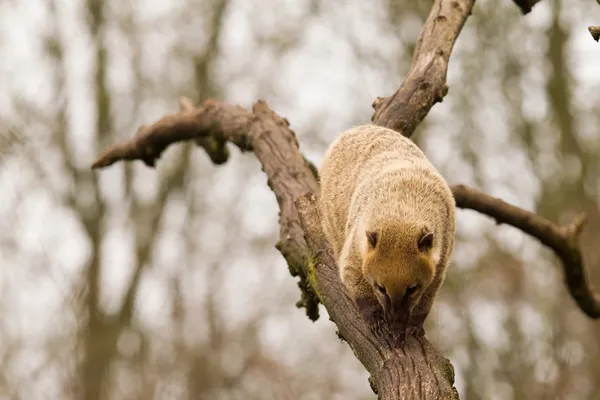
(375, 319), (389, 336)
(384, 315), (424, 344)
(365, 318), (388, 337)
(406, 315), (426, 338)
(405, 325), (425, 338)
(355, 297), (385, 335)
(363, 313), (380, 332)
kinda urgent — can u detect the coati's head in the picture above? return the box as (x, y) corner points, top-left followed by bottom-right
(360, 222), (436, 321)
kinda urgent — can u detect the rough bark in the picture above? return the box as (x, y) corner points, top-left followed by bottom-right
(93, 95), (462, 399)
(296, 194), (459, 400)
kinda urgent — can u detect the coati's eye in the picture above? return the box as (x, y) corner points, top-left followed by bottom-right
(406, 284), (420, 296)
(375, 283), (387, 295)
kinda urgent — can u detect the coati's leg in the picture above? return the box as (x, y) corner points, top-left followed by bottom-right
(340, 264), (384, 334)
(408, 267), (446, 336)
(410, 234), (454, 337)
(338, 233), (387, 334)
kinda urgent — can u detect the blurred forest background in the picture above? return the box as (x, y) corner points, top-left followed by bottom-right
(1, 0), (600, 399)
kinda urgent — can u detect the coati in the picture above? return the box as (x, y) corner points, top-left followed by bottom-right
(318, 124), (456, 335)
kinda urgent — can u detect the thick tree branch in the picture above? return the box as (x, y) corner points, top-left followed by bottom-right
(91, 97), (460, 398)
(371, 0), (473, 136)
(89, 84), (599, 400)
(452, 184), (600, 318)
(93, 96), (321, 316)
(89, 0), (595, 398)
(91, 1), (479, 397)
(296, 193), (459, 400)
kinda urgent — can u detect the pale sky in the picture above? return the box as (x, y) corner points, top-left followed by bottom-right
(1, 0), (600, 398)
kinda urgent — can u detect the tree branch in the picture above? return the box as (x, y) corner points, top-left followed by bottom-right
(451, 184), (600, 318)
(371, 0), (473, 136)
(89, 0), (594, 398)
(296, 193), (459, 400)
(91, 98), (253, 169)
(91, 0), (479, 397)
(371, 0), (544, 137)
(589, 26), (600, 41)
(91, 96), (461, 398)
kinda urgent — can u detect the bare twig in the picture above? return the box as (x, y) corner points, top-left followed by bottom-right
(452, 184), (600, 318)
(91, 98), (252, 169)
(371, 0), (474, 136)
(589, 26), (600, 41)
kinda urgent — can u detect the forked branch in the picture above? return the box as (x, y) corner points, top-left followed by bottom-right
(90, 0), (596, 398)
(92, 95), (460, 400)
(95, 96), (322, 317)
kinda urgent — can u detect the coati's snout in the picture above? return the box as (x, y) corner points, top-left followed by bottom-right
(363, 227), (435, 322)
(368, 277), (423, 321)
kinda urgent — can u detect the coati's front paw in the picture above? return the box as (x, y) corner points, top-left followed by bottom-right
(386, 316), (424, 343)
(384, 317), (408, 343)
(354, 297), (385, 335)
(405, 324), (425, 338)
(406, 314), (426, 338)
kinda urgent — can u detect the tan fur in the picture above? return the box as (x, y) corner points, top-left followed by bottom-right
(318, 124), (456, 331)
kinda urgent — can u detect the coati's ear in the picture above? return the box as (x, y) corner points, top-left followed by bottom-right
(418, 231), (434, 252)
(366, 231), (378, 249)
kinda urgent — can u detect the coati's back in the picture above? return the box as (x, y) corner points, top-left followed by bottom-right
(319, 124), (447, 256)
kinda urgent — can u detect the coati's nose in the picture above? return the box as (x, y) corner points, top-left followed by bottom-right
(390, 291), (412, 315)
(385, 297), (411, 326)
